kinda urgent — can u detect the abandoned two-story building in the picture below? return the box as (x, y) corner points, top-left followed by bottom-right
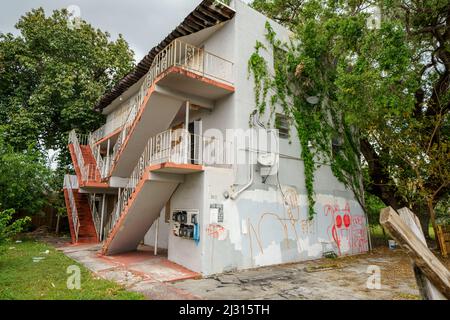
(63, 0), (369, 276)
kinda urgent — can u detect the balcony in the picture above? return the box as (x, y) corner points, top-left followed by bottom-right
(101, 128), (231, 253)
(89, 39), (234, 146)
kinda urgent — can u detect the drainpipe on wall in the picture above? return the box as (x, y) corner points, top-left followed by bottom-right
(230, 135), (255, 200)
(230, 162), (254, 200)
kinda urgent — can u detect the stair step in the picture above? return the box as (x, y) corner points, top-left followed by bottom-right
(63, 187), (99, 244)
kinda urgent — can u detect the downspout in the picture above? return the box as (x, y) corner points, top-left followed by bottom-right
(230, 135), (254, 200)
(230, 159), (254, 200)
(230, 111), (262, 200)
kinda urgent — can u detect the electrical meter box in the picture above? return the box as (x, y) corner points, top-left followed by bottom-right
(172, 209), (199, 240)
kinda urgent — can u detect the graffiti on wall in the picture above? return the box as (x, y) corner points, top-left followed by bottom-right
(300, 218), (315, 234)
(350, 215), (369, 254)
(324, 202), (368, 255)
(245, 187), (308, 260)
(206, 223), (227, 240)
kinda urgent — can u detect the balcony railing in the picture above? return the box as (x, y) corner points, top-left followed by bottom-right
(63, 175), (80, 242)
(90, 39), (233, 176)
(90, 108), (129, 144)
(103, 129), (232, 239)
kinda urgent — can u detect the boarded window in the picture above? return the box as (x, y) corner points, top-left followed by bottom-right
(275, 113), (290, 139)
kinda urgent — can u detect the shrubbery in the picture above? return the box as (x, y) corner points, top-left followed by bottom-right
(0, 209), (30, 244)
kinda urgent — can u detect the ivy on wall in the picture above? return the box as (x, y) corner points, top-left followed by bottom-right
(248, 22), (363, 220)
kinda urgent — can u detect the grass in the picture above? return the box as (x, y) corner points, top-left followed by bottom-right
(0, 239), (145, 300)
(370, 224), (436, 241)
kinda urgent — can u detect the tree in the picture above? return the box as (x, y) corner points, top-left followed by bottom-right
(250, 0), (449, 238)
(0, 8), (135, 164)
(0, 127), (51, 215)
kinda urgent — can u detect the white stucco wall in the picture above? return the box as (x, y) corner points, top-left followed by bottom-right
(94, 0), (368, 276)
(164, 1), (368, 275)
(143, 209), (169, 250)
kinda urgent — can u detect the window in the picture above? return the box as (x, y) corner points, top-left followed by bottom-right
(275, 113), (290, 139)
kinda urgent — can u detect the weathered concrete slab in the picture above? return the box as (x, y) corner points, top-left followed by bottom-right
(97, 268), (148, 287)
(171, 247), (425, 300)
(56, 241), (438, 300)
(130, 281), (201, 300)
(57, 243), (200, 299)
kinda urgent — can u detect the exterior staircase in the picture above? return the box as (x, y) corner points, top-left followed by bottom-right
(102, 129), (204, 255)
(102, 170), (184, 255)
(79, 145), (102, 182)
(68, 131), (107, 188)
(63, 177), (99, 244)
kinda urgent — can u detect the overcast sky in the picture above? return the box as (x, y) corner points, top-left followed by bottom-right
(0, 0), (250, 62)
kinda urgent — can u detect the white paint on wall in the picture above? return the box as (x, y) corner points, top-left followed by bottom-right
(254, 241), (282, 266)
(143, 209), (169, 250)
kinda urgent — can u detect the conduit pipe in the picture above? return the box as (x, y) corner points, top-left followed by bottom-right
(230, 158), (254, 200)
(230, 115), (256, 200)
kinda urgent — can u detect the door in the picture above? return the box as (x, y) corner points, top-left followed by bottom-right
(188, 120), (202, 164)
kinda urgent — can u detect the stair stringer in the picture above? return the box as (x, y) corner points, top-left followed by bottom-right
(102, 172), (184, 255)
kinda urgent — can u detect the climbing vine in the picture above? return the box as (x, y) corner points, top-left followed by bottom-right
(248, 21), (364, 220)
(247, 40), (271, 115)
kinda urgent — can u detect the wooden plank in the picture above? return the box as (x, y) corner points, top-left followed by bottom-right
(380, 206), (450, 299)
(397, 207), (446, 300)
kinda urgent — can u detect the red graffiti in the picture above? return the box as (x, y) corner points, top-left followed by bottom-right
(206, 224), (226, 239)
(350, 215), (368, 254)
(343, 214), (351, 228)
(325, 202), (366, 256)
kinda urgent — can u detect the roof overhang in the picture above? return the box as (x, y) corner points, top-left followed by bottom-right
(94, 0), (236, 112)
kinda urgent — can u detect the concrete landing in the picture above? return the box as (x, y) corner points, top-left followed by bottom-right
(58, 243), (201, 300)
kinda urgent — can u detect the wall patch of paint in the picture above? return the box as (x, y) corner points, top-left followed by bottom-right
(206, 223), (227, 240)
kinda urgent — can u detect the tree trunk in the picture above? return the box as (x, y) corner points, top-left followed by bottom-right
(413, 203), (431, 240)
(426, 198), (440, 250)
(55, 213), (60, 235)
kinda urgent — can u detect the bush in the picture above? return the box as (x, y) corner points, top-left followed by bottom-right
(0, 209), (31, 243)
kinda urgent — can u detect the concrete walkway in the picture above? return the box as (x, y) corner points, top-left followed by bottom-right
(58, 243), (201, 299)
(58, 242), (434, 300)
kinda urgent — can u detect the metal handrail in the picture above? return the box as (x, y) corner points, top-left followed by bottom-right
(69, 130), (103, 183)
(68, 130), (89, 182)
(103, 129), (233, 239)
(64, 175), (80, 243)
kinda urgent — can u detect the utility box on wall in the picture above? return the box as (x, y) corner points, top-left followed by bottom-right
(172, 209), (199, 240)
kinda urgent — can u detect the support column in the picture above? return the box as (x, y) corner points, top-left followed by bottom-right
(184, 101), (190, 164)
(154, 218), (159, 256)
(100, 194), (106, 241)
